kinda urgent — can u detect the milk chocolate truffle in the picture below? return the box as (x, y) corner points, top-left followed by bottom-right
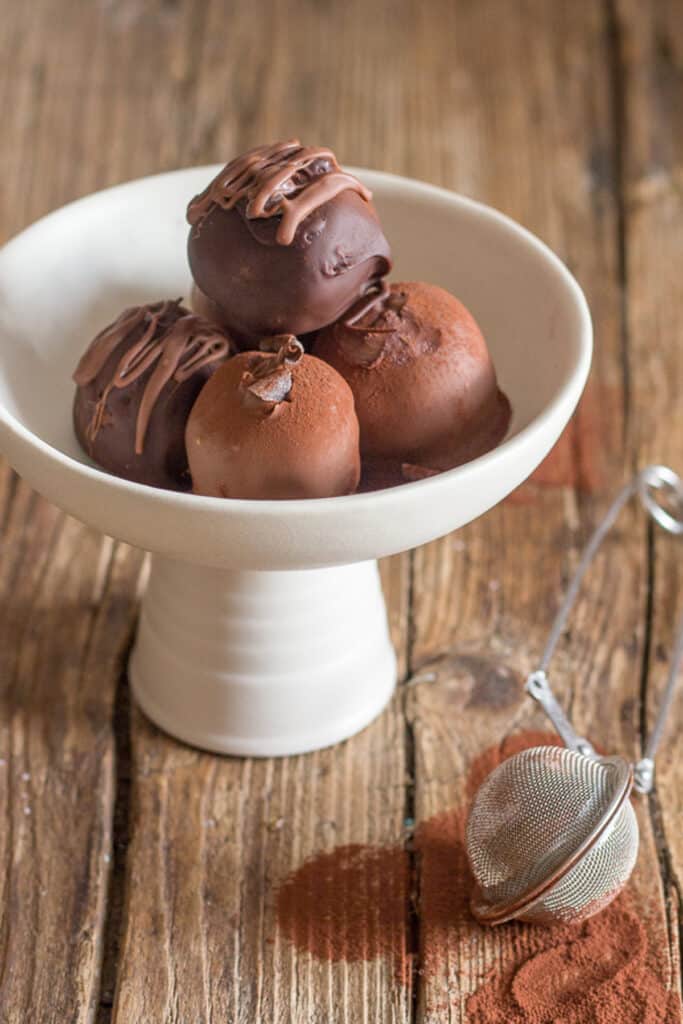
(313, 282), (511, 479)
(73, 300), (234, 490)
(186, 140), (392, 345)
(186, 336), (361, 500)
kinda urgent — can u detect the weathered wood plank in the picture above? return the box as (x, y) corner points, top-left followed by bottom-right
(0, 467), (144, 1021)
(406, 0), (681, 1019)
(616, 0), (683, 994)
(114, 702), (410, 1024)
(0, 1), (149, 1019)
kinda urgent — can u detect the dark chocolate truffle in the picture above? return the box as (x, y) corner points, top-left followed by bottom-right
(73, 300), (234, 490)
(186, 336), (361, 500)
(186, 140), (392, 344)
(190, 283), (233, 332)
(313, 282), (510, 479)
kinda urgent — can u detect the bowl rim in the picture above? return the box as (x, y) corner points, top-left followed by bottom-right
(0, 164), (593, 517)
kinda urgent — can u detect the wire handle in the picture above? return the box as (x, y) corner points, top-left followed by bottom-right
(525, 465), (683, 793)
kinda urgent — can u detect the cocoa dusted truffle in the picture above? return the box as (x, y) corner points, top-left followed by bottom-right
(73, 300), (234, 490)
(186, 140), (392, 345)
(313, 282), (510, 481)
(186, 336), (361, 500)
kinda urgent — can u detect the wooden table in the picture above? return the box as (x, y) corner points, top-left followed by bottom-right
(1, 1), (682, 1021)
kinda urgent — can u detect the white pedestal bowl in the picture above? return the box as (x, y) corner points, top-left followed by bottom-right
(0, 168), (592, 756)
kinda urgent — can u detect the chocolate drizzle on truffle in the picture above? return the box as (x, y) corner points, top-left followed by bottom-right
(187, 140), (372, 245)
(186, 140), (392, 341)
(73, 299), (232, 454)
(240, 336), (305, 414)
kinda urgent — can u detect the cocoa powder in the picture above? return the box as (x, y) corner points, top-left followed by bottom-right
(276, 843), (411, 983)
(275, 731), (682, 1022)
(466, 893), (680, 1023)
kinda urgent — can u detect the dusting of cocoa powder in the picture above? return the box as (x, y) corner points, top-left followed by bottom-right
(276, 843), (411, 983)
(466, 893), (680, 1023)
(275, 730), (681, 1021)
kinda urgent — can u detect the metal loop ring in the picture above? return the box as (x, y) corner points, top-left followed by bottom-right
(533, 465), (683, 779)
(637, 464), (683, 536)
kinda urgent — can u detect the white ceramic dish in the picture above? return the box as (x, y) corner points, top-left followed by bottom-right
(0, 167), (592, 755)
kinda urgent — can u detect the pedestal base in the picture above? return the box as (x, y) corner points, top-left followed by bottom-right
(129, 556), (397, 756)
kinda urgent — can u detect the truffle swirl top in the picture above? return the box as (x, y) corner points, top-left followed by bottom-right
(73, 299), (233, 454)
(186, 140), (372, 245)
(239, 335), (304, 413)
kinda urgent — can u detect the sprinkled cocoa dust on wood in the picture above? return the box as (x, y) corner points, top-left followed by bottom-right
(465, 893), (680, 1024)
(276, 843), (412, 983)
(274, 730), (681, 1021)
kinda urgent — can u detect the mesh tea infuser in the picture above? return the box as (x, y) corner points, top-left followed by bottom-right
(466, 464), (683, 926)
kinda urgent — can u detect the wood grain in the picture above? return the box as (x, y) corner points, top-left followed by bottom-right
(0, 467), (145, 1021)
(617, 0), (683, 993)
(114, 700), (411, 1024)
(406, 0), (682, 1019)
(0, 4), (150, 1020)
(0, 0), (681, 1021)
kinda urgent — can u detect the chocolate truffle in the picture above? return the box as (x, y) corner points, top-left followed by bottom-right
(186, 336), (361, 500)
(313, 282), (511, 479)
(73, 300), (234, 490)
(186, 140), (392, 344)
(190, 283), (233, 332)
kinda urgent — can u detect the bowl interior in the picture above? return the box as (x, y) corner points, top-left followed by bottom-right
(0, 167), (591, 569)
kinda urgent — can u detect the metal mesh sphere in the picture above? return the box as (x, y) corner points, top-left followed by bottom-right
(466, 746), (638, 925)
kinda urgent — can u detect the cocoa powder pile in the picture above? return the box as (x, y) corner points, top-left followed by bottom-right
(465, 892), (680, 1023)
(275, 731), (681, 1022)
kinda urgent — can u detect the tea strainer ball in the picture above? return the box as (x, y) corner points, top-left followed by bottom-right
(466, 465), (683, 926)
